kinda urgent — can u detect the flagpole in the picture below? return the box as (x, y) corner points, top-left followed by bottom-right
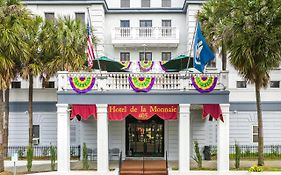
(87, 7), (102, 74)
(185, 11), (199, 75)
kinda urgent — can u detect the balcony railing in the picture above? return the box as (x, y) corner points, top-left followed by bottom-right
(57, 71), (228, 92)
(112, 27), (179, 47)
(113, 27), (178, 39)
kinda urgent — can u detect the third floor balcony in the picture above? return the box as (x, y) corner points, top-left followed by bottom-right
(112, 27), (179, 47)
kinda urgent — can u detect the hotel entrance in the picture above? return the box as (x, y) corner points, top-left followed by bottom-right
(126, 115), (164, 157)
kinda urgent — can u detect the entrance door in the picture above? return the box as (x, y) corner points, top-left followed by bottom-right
(126, 115), (164, 157)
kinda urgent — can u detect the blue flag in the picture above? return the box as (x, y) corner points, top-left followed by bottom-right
(193, 22), (215, 73)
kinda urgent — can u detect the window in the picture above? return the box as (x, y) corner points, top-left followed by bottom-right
(44, 12), (55, 21)
(32, 125), (40, 145)
(162, 20), (172, 37)
(162, 0), (171, 7)
(206, 59), (216, 68)
(252, 125), (258, 143)
(75, 12), (85, 25)
(120, 20), (130, 37)
(139, 52), (152, 61)
(11, 81), (21, 88)
(161, 52), (171, 61)
(141, 0), (150, 7)
(45, 81), (55, 88)
(120, 20), (130, 27)
(140, 20), (152, 37)
(236, 81), (247, 88)
(270, 81), (280, 88)
(120, 52), (130, 61)
(121, 0), (130, 8)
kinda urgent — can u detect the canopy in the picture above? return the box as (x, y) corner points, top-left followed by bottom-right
(162, 55), (193, 72)
(71, 105), (97, 120)
(202, 104), (224, 122)
(93, 56), (126, 72)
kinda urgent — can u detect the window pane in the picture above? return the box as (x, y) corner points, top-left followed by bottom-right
(32, 125), (40, 138)
(120, 20), (130, 27)
(139, 52), (152, 61)
(162, 0), (171, 7)
(206, 59), (216, 68)
(236, 81), (247, 88)
(270, 81), (280, 88)
(45, 81), (55, 88)
(121, 0), (130, 8)
(120, 52), (130, 61)
(45, 12), (54, 21)
(75, 12), (85, 25)
(162, 52), (171, 61)
(11, 81), (21, 88)
(253, 135), (258, 143)
(162, 20), (171, 27)
(141, 0), (150, 7)
(253, 126), (258, 133)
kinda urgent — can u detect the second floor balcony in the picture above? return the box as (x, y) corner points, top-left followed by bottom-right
(112, 27), (179, 47)
(57, 71), (229, 93)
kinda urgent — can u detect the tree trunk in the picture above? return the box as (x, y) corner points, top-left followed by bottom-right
(255, 83), (264, 166)
(0, 90), (5, 172)
(3, 89), (9, 158)
(28, 74), (34, 147)
(221, 40), (227, 71)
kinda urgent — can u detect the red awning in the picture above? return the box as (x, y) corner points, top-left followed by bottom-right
(108, 104), (178, 120)
(71, 105), (97, 120)
(202, 104), (224, 122)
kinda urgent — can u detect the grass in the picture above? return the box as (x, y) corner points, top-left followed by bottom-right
(231, 166), (281, 171)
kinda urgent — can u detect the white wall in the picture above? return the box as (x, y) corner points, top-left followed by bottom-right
(105, 0), (186, 8)
(104, 13), (188, 60)
(230, 111), (281, 145)
(8, 112), (79, 146)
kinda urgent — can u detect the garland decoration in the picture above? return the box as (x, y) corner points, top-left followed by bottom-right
(191, 75), (218, 93)
(159, 61), (168, 72)
(120, 61), (132, 70)
(69, 76), (95, 93)
(138, 61), (154, 72)
(128, 76), (155, 92)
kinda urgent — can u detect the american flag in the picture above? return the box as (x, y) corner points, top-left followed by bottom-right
(87, 16), (95, 68)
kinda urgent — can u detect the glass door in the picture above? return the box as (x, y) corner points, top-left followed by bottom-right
(126, 115), (164, 157)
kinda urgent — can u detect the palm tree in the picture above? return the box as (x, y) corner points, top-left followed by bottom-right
(20, 16), (44, 146)
(0, 0), (32, 171)
(47, 16), (89, 73)
(199, 0), (281, 166)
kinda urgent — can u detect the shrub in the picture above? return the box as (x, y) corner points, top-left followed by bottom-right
(17, 149), (24, 159)
(248, 165), (263, 172)
(235, 143), (241, 169)
(27, 146), (33, 172)
(193, 141), (202, 168)
(50, 145), (56, 171)
(82, 143), (89, 170)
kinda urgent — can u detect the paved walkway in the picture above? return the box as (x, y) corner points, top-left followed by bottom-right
(4, 160), (281, 174)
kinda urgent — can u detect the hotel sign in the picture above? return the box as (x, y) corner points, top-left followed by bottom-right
(108, 104), (178, 120)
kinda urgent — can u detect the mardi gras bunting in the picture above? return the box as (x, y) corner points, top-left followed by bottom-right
(69, 76), (95, 94)
(138, 61), (154, 72)
(120, 61), (132, 70)
(128, 76), (155, 92)
(191, 75), (217, 93)
(159, 61), (168, 72)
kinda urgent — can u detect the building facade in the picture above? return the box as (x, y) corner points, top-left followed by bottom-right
(7, 0), (281, 174)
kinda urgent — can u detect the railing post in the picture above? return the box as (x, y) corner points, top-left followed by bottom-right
(220, 70), (229, 90)
(179, 71), (189, 90)
(57, 71), (68, 91)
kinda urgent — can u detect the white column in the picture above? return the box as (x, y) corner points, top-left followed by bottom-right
(217, 104), (230, 173)
(56, 104), (70, 174)
(179, 104), (191, 174)
(97, 104), (109, 173)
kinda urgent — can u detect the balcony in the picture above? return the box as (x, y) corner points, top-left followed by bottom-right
(57, 71), (228, 92)
(111, 27), (180, 47)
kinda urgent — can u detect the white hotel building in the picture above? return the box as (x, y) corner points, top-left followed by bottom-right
(7, 0), (281, 174)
